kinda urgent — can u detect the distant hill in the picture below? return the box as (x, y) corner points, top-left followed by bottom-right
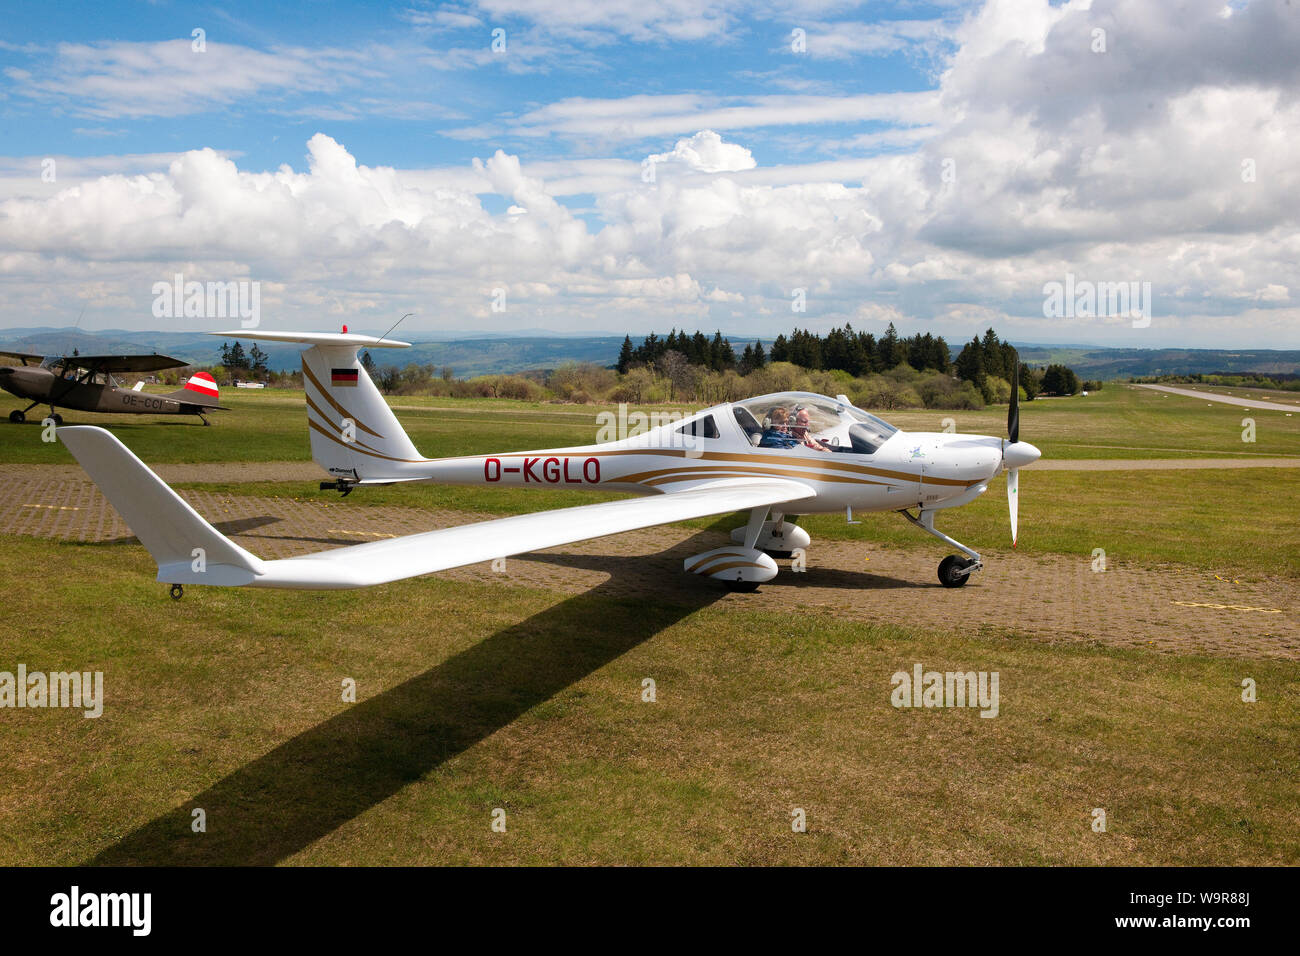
(0, 327), (628, 377)
(1015, 346), (1300, 378)
(4, 327), (1299, 380)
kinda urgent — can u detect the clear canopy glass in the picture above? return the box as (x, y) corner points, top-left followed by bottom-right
(733, 392), (898, 454)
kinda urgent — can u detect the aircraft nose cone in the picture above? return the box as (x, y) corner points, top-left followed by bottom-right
(1003, 441), (1041, 469)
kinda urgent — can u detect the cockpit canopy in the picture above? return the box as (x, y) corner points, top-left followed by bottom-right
(732, 391), (898, 455)
(39, 356), (109, 384)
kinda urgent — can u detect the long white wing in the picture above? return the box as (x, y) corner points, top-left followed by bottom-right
(58, 426), (816, 590)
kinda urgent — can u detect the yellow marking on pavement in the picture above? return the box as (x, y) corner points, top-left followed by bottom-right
(1172, 601), (1282, 614)
(326, 528), (398, 538)
(24, 504), (80, 510)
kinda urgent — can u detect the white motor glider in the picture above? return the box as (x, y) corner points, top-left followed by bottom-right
(57, 329), (1040, 598)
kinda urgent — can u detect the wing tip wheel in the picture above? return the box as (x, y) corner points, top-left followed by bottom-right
(685, 546), (777, 592)
(169, 583), (184, 600)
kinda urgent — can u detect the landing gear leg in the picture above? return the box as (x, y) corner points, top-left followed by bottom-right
(10, 400), (42, 423)
(48, 407), (63, 426)
(762, 510), (791, 558)
(898, 508), (983, 588)
(742, 505), (770, 550)
(169, 584), (184, 600)
(199, 413), (211, 426)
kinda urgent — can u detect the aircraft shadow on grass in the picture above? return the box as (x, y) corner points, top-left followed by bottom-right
(93, 515), (284, 548)
(87, 545), (727, 866)
(86, 527), (927, 865)
(514, 539), (925, 592)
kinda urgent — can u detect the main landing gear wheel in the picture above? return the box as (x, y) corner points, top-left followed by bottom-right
(50, 413), (63, 426)
(169, 584), (184, 600)
(937, 555), (976, 588)
(8, 409), (24, 424)
(725, 579), (761, 593)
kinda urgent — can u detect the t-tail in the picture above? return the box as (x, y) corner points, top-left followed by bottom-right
(208, 329), (426, 484)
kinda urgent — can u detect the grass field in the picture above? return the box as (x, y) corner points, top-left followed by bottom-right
(3, 380), (1300, 464)
(3, 538), (1297, 866)
(1, 381), (1297, 865)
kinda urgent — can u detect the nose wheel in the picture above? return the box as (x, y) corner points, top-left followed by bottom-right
(899, 508), (984, 587)
(938, 555), (979, 588)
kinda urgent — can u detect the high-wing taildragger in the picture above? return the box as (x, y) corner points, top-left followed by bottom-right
(1, 350), (225, 424)
(57, 329), (1040, 598)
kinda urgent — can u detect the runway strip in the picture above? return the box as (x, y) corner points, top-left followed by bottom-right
(1135, 383), (1300, 412)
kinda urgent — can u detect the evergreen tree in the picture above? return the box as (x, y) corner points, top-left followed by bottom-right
(710, 331), (733, 370)
(616, 335), (635, 373)
(739, 343), (755, 375)
(881, 323), (906, 368)
(1041, 364), (1080, 395)
(769, 334), (789, 363)
(981, 328), (1006, 381)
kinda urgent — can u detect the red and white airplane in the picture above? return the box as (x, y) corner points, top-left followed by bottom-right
(57, 329), (1040, 598)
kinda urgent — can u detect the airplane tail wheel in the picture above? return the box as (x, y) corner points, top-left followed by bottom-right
(938, 555), (974, 588)
(8, 409), (24, 424)
(169, 584), (184, 600)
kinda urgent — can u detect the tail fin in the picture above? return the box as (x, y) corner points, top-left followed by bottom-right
(58, 426), (264, 585)
(208, 330), (422, 481)
(162, 370), (221, 407)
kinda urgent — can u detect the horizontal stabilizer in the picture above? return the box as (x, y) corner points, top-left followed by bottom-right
(208, 330), (410, 349)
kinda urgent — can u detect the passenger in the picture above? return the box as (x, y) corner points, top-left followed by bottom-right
(792, 406), (831, 451)
(758, 406), (799, 448)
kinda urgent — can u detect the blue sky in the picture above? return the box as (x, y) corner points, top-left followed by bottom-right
(0, 1), (1297, 348)
(1, 1), (952, 168)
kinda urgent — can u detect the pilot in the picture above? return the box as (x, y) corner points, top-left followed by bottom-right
(758, 406), (799, 448)
(792, 406), (831, 452)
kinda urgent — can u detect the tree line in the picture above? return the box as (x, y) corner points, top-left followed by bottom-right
(619, 324), (1085, 400)
(218, 341), (270, 376)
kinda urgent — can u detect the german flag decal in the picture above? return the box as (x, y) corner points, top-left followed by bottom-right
(331, 368), (359, 387)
